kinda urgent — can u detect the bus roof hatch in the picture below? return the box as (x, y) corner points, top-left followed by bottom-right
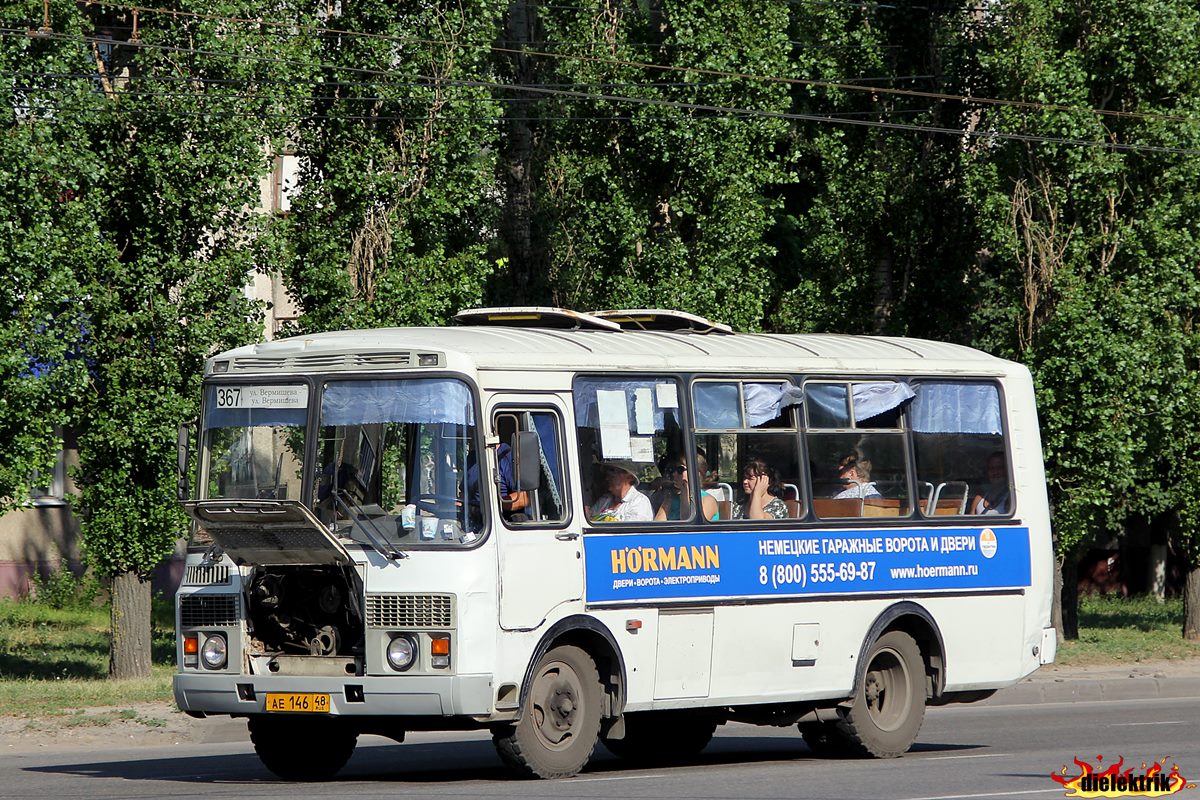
(590, 308), (733, 334)
(454, 306), (622, 331)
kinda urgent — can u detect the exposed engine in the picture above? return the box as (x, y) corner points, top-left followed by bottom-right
(246, 565), (364, 657)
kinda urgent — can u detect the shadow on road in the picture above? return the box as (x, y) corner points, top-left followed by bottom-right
(24, 735), (989, 784)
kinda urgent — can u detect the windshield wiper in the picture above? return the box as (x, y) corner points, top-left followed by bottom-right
(332, 492), (406, 561)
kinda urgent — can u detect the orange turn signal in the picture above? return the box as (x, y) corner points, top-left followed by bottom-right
(183, 635), (199, 655)
(430, 637), (450, 656)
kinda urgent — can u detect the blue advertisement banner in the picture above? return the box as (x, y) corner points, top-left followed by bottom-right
(583, 526), (1031, 603)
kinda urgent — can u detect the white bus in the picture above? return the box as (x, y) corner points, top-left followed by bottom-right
(174, 307), (1055, 780)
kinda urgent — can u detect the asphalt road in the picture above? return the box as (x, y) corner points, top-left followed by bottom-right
(2, 696), (1197, 800)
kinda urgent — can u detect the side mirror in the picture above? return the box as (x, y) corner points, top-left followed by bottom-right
(177, 423), (191, 502)
(512, 431), (542, 492)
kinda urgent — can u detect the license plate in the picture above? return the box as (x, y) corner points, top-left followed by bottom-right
(264, 693), (331, 713)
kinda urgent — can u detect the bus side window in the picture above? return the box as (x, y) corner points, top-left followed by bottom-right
(803, 380), (912, 520)
(493, 409), (569, 526)
(909, 381), (1010, 518)
(573, 377), (683, 524)
(692, 379), (803, 522)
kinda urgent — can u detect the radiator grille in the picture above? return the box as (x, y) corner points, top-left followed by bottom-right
(182, 564), (231, 586)
(230, 352), (417, 372)
(180, 594), (239, 627)
(366, 594), (453, 629)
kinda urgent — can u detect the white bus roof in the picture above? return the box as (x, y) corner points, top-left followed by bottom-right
(209, 312), (1015, 378)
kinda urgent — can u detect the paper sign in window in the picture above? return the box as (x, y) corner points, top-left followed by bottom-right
(634, 388), (655, 434)
(597, 390), (632, 459)
(656, 383), (678, 409)
(629, 436), (655, 462)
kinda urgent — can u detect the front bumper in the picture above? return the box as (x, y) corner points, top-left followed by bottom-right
(174, 672), (494, 717)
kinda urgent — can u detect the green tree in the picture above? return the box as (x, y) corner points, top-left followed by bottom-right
(767, 0), (975, 338)
(276, 1), (505, 332)
(2, 1), (274, 676)
(507, 1), (791, 331)
(959, 0), (1200, 639)
(0, 39), (92, 510)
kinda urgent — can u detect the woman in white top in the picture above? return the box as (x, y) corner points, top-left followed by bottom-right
(590, 462), (653, 522)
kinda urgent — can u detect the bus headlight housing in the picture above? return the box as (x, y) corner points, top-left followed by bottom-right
(386, 635), (416, 671)
(201, 633), (228, 669)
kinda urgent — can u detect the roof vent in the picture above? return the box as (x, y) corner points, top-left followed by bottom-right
(590, 309), (733, 334)
(454, 306), (622, 332)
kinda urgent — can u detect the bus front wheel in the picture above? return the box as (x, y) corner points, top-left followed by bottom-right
(836, 630), (926, 758)
(493, 645), (603, 779)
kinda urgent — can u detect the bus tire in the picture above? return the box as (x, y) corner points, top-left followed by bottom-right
(493, 645), (603, 779)
(601, 711), (717, 763)
(836, 630), (926, 758)
(248, 716), (357, 781)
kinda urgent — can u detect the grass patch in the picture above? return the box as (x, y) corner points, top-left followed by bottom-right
(1056, 594), (1200, 665)
(0, 597), (175, 716)
(2, 590), (1197, 717)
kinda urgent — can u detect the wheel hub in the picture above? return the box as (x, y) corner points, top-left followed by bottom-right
(531, 664), (585, 747)
(551, 682), (577, 729)
(865, 672), (883, 706)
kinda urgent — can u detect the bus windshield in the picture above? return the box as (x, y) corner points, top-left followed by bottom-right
(202, 384), (308, 502)
(314, 378), (482, 546)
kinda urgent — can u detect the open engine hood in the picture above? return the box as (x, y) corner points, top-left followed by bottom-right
(183, 500), (352, 567)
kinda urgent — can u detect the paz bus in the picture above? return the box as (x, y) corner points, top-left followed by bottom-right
(174, 307), (1055, 780)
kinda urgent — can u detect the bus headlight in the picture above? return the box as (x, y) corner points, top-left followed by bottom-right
(201, 634), (228, 669)
(386, 635), (416, 671)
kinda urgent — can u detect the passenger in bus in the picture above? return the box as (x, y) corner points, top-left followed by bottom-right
(833, 454), (882, 499)
(646, 454), (677, 514)
(654, 453), (720, 521)
(733, 457), (789, 519)
(971, 452), (1010, 515)
(590, 461), (654, 522)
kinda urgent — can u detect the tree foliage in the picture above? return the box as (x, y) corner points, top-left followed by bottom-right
(275, 1), (505, 332)
(2, 0), (272, 674)
(6, 0), (1200, 655)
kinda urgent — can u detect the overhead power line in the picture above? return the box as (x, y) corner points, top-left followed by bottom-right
(72, 0), (1200, 127)
(10, 29), (1200, 154)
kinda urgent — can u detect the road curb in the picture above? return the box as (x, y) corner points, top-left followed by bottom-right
(985, 675), (1200, 705)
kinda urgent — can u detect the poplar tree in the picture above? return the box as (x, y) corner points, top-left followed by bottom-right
(275, 1), (505, 332)
(959, 0), (1200, 638)
(502, 0), (792, 331)
(2, 1), (272, 676)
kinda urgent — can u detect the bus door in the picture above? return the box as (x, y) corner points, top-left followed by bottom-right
(488, 395), (581, 630)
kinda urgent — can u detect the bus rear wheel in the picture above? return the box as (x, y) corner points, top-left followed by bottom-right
(248, 716), (358, 781)
(602, 711), (717, 764)
(493, 645), (603, 779)
(835, 630), (926, 758)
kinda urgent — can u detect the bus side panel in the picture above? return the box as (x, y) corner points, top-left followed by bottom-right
(707, 601), (862, 703)
(1004, 368), (1056, 675)
(921, 594), (1026, 690)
